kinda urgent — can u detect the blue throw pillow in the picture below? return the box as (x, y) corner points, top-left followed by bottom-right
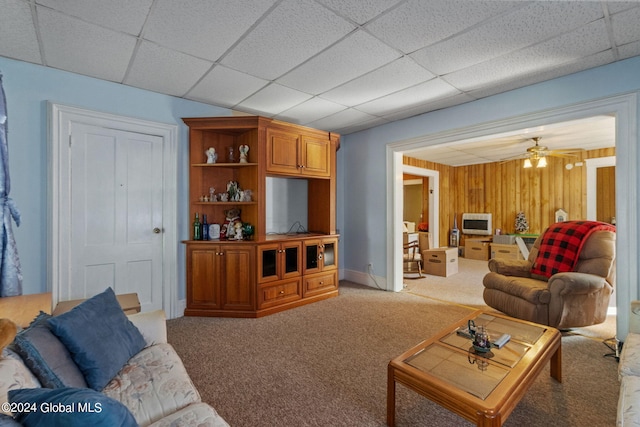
(48, 288), (146, 391)
(8, 387), (137, 427)
(12, 312), (87, 388)
(0, 413), (21, 427)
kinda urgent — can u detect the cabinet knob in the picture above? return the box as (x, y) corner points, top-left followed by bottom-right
(153, 227), (161, 234)
(279, 290), (285, 294)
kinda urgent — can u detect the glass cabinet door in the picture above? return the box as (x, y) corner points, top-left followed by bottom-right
(306, 244), (319, 270)
(261, 248), (278, 279)
(323, 242), (335, 268)
(284, 246), (299, 274)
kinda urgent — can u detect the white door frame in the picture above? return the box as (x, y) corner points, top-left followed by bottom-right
(48, 103), (179, 318)
(387, 93), (637, 340)
(586, 156), (616, 221)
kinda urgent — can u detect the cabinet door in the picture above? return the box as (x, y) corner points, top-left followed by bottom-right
(266, 129), (300, 175)
(187, 247), (222, 309)
(320, 238), (338, 271)
(222, 246), (255, 310)
(258, 243), (280, 284)
(301, 136), (330, 177)
(304, 240), (321, 274)
(281, 241), (302, 279)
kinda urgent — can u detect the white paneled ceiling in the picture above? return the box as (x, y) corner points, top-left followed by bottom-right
(0, 0), (638, 155)
(403, 114), (617, 166)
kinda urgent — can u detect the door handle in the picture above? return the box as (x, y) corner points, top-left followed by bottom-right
(153, 227), (161, 234)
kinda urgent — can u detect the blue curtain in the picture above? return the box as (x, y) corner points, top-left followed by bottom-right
(0, 73), (22, 297)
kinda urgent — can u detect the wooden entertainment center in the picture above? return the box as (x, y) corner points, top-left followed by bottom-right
(182, 116), (340, 318)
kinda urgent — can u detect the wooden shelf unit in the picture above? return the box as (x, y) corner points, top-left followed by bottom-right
(183, 116), (339, 318)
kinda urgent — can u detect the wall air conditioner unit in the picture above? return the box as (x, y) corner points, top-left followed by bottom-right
(461, 213), (492, 236)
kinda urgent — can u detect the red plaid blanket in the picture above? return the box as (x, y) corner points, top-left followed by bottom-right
(531, 220), (616, 279)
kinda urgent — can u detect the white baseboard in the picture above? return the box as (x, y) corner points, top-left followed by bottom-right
(170, 299), (186, 319)
(343, 268), (389, 291)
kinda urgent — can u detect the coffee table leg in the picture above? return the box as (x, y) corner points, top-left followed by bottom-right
(387, 364), (396, 427)
(550, 342), (562, 382)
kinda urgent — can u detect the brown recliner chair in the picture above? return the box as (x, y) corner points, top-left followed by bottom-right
(482, 227), (616, 329)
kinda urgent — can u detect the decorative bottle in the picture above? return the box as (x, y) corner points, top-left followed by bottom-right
(449, 214), (460, 247)
(193, 213), (202, 241)
(202, 214), (209, 241)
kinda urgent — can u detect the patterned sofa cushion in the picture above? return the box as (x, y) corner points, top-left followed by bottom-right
(0, 349), (41, 416)
(148, 402), (229, 427)
(102, 343), (201, 427)
(619, 333), (640, 379)
(618, 375), (640, 426)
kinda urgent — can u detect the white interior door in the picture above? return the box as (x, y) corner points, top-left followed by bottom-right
(65, 123), (164, 312)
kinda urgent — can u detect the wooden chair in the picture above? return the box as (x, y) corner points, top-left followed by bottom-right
(403, 241), (423, 279)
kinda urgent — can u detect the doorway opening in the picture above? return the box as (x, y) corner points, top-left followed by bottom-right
(387, 93), (637, 339)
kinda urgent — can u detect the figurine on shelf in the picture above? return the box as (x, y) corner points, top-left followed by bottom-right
(234, 222), (244, 240)
(227, 181), (240, 201)
(205, 147), (217, 164)
(240, 189), (252, 202)
(238, 144), (249, 163)
(209, 187), (216, 202)
(220, 207), (242, 240)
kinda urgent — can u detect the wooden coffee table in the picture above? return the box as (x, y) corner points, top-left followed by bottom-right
(387, 310), (561, 426)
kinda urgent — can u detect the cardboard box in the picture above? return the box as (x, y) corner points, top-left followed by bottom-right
(418, 231), (433, 252)
(465, 239), (491, 260)
(490, 243), (524, 261)
(53, 293), (141, 316)
(422, 247), (458, 277)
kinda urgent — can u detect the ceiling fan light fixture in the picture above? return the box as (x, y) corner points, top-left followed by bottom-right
(523, 158), (533, 168)
(537, 156), (547, 168)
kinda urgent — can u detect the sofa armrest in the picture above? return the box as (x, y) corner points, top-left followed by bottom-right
(127, 310), (167, 347)
(487, 258), (532, 277)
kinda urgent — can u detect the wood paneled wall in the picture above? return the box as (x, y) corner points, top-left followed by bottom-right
(404, 148), (615, 247)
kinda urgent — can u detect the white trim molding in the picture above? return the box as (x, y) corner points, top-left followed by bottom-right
(47, 103), (180, 318)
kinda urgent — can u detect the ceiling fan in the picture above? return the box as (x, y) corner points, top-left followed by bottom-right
(505, 137), (583, 168)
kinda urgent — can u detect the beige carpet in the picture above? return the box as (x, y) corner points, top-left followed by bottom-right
(167, 269), (620, 426)
(403, 256), (617, 341)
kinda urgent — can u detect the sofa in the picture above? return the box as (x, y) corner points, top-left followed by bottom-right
(0, 288), (229, 426)
(617, 300), (640, 426)
(483, 223), (616, 329)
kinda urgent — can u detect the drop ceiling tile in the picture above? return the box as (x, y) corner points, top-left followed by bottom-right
(124, 41), (212, 97)
(411, 1), (603, 75)
(606, 2), (639, 14)
(187, 65), (268, 108)
(467, 51), (614, 100)
(319, 57), (434, 106)
(144, 0), (275, 61)
(275, 97), (347, 125)
(335, 116), (390, 134)
(611, 6), (640, 46)
(37, 0), (152, 35)
(315, 0), (404, 25)
(236, 83), (312, 116)
(380, 93), (476, 123)
(365, 0), (517, 54)
(38, 7), (136, 82)
(618, 40), (640, 60)
(221, 0), (355, 80)
(356, 78), (460, 116)
(307, 108), (383, 133)
(444, 19), (610, 92)
(0, 0), (41, 64)
(277, 30), (401, 95)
